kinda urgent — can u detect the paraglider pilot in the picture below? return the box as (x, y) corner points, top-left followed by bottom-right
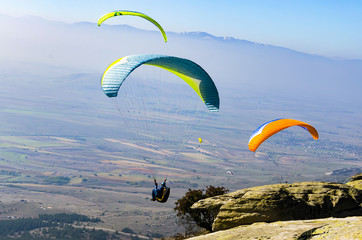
(151, 179), (170, 203)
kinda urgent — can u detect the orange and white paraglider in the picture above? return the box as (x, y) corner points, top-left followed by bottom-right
(248, 118), (319, 152)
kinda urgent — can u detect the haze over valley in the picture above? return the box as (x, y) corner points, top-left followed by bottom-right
(0, 13), (361, 238)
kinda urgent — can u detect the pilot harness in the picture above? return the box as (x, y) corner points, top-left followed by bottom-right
(156, 186), (170, 203)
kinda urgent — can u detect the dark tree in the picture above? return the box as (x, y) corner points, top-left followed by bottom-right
(174, 185), (228, 233)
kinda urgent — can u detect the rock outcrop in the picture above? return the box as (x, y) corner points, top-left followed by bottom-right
(192, 181), (362, 231)
(187, 216), (362, 240)
(347, 173), (362, 190)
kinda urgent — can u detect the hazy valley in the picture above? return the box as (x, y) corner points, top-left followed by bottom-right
(0, 14), (361, 238)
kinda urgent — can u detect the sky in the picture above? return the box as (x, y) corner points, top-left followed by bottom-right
(0, 0), (361, 59)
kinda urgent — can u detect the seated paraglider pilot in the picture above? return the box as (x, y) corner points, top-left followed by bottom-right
(151, 179), (170, 203)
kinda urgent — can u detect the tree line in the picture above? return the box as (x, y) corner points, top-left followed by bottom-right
(0, 213), (117, 240)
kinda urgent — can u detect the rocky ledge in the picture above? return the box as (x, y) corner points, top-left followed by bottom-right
(346, 173), (362, 190)
(192, 180), (362, 232)
(187, 216), (362, 240)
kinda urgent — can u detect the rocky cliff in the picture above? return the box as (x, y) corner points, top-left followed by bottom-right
(192, 180), (362, 232)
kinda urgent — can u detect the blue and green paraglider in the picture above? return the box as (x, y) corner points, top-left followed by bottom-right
(101, 54), (219, 112)
(101, 54), (219, 192)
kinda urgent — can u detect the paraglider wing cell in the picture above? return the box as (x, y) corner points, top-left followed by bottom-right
(101, 54), (219, 112)
(248, 118), (319, 152)
(98, 10), (167, 42)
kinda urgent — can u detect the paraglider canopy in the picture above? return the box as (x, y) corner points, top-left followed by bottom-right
(226, 170), (234, 176)
(101, 54), (220, 112)
(98, 10), (168, 42)
(248, 118), (319, 152)
(101, 54), (220, 181)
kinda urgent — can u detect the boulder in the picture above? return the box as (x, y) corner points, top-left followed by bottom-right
(191, 181), (362, 231)
(346, 173), (362, 190)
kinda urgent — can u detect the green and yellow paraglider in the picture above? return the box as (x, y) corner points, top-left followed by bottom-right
(98, 10), (167, 42)
(101, 54), (219, 188)
(101, 54), (219, 112)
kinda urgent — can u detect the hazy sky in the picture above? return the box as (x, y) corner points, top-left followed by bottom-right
(1, 0), (361, 59)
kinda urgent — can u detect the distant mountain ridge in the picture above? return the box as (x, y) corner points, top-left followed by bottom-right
(1, 13), (345, 61)
(1, 12), (362, 109)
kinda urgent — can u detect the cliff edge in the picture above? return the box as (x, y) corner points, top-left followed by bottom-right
(191, 174), (362, 236)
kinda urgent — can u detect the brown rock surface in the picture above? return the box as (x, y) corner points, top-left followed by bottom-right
(187, 216), (362, 240)
(192, 181), (362, 231)
(347, 173), (362, 190)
